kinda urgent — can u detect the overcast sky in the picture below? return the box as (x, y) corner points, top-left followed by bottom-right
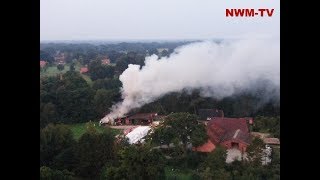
(40, 0), (279, 41)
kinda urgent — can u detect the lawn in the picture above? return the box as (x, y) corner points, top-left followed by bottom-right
(40, 65), (70, 77)
(67, 122), (121, 140)
(40, 63), (93, 86)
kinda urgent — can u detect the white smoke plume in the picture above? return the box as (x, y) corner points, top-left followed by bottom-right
(101, 37), (279, 123)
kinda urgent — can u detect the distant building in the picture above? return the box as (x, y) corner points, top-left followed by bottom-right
(101, 58), (111, 65)
(194, 117), (253, 153)
(263, 138), (280, 148)
(40, 60), (47, 68)
(80, 67), (89, 74)
(54, 52), (66, 65)
(127, 113), (158, 125)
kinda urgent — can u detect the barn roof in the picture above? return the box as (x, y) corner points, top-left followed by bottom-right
(263, 138), (280, 145)
(207, 117), (251, 144)
(128, 113), (157, 120)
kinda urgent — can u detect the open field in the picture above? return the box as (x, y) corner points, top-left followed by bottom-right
(67, 122), (121, 140)
(40, 63), (93, 86)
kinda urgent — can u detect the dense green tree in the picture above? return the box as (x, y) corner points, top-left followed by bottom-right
(105, 146), (166, 180)
(40, 102), (57, 128)
(246, 137), (265, 165)
(40, 124), (75, 167)
(75, 126), (116, 178)
(93, 89), (117, 118)
(52, 146), (77, 172)
(150, 112), (207, 148)
(92, 78), (122, 91)
(200, 146), (228, 170)
(88, 60), (115, 80)
(160, 49), (169, 57)
(69, 62), (75, 71)
(40, 166), (74, 180)
(55, 71), (94, 123)
(253, 116), (280, 138)
(191, 124), (208, 147)
(198, 146), (230, 180)
(115, 58), (129, 74)
(40, 50), (54, 63)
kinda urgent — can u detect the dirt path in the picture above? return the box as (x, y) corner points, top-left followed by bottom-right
(108, 125), (140, 130)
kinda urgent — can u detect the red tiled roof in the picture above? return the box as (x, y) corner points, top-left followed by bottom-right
(263, 138), (280, 145)
(80, 67), (89, 73)
(101, 59), (111, 65)
(40, 61), (47, 68)
(207, 117), (251, 144)
(193, 140), (216, 152)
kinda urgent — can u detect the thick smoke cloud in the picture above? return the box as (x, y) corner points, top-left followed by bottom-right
(101, 38), (279, 123)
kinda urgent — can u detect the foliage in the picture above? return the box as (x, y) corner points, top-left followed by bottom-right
(40, 124), (76, 167)
(246, 137), (265, 165)
(40, 50), (54, 63)
(40, 102), (57, 128)
(149, 112), (207, 148)
(104, 146), (166, 180)
(74, 126), (116, 178)
(93, 89), (118, 118)
(40, 166), (74, 180)
(253, 116), (280, 138)
(88, 59), (115, 80)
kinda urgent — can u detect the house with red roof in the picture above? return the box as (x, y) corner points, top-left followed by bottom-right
(194, 117), (253, 153)
(101, 58), (111, 65)
(80, 67), (89, 74)
(40, 60), (47, 68)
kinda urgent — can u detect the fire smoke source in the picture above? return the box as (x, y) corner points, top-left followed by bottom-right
(101, 38), (279, 124)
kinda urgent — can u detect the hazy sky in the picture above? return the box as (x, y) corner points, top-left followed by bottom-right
(40, 0), (279, 41)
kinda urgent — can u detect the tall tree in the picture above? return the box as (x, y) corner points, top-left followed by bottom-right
(150, 112), (207, 148)
(93, 89), (116, 118)
(40, 124), (75, 167)
(75, 126), (116, 178)
(105, 146), (165, 180)
(246, 137), (265, 165)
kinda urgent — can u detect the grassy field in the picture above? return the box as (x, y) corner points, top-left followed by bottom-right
(67, 122), (121, 140)
(40, 63), (93, 86)
(40, 65), (70, 77)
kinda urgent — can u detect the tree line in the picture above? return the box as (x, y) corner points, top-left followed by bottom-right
(40, 113), (280, 180)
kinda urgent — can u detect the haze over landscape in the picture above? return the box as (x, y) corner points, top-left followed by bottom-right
(41, 0), (279, 41)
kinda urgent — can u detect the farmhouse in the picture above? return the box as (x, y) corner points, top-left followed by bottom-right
(113, 112), (158, 126)
(127, 113), (157, 125)
(40, 60), (47, 68)
(101, 58), (111, 65)
(80, 67), (89, 74)
(263, 138), (280, 148)
(195, 117), (253, 153)
(54, 52), (66, 64)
